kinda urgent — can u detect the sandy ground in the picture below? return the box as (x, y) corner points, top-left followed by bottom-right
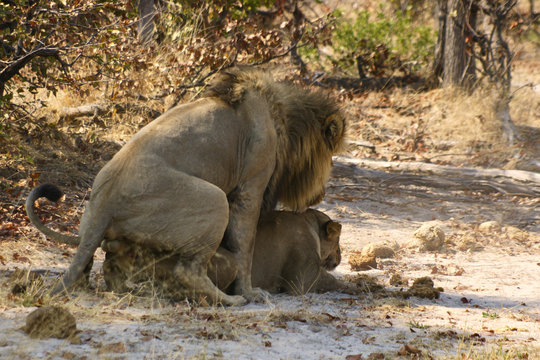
(1, 156), (539, 360)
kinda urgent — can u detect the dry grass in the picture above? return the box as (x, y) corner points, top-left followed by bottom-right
(343, 79), (540, 171)
(442, 344), (539, 360)
(423, 88), (506, 148)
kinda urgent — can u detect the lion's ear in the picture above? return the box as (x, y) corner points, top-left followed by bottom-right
(325, 221), (342, 239)
(323, 114), (345, 149)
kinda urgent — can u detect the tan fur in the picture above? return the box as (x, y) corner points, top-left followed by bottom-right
(205, 69), (346, 210)
(102, 209), (346, 296)
(251, 209), (346, 294)
(26, 68), (346, 305)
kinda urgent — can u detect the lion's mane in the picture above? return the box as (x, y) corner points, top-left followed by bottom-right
(204, 69), (346, 211)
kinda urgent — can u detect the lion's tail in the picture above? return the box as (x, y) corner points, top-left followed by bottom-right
(26, 184), (80, 246)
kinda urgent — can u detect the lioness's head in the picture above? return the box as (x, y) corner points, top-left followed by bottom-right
(320, 220), (342, 270)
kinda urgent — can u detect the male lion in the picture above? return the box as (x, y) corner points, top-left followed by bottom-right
(26, 68), (346, 305)
(101, 209), (346, 296)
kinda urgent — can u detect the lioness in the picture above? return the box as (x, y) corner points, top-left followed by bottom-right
(26, 68), (346, 305)
(251, 209), (345, 294)
(101, 209), (346, 296)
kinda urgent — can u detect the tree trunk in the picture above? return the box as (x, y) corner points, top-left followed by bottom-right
(442, 0), (476, 88)
(138, 0), (155, 44)
(431, 0), (448, 84)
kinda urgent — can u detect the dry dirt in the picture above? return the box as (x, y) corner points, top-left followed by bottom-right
(1, 156), (539, 359)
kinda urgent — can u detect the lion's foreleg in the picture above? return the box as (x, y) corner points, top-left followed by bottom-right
(312, 269), (349, 293)
(173, 256), (245, 306)
(225, 189), (270, 301)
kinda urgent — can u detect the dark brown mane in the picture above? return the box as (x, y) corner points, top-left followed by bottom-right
(204, 68), (346, 211)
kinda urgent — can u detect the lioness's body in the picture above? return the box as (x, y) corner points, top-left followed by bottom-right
(251, 209), (344, 294)
(26, 69), (346, 305)
(102, 210), (346, 296)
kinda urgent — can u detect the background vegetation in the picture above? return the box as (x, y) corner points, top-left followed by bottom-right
(1, 0), (539, 226)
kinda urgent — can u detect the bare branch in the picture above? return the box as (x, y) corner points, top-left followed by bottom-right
(0, 47), (59, 84)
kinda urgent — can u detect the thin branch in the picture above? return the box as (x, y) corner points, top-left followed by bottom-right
(0, 47), (59, 84)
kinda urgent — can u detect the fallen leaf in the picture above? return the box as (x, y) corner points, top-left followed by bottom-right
(13, 253), (30, 263)
(322, 312), (340, 321)
(398, 344), (421, 355)
(469, 333), (486, 343)
(98, 342), (127, 354)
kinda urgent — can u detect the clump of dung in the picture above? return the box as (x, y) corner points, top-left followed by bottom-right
(23, 306), (79, 342)
(504, 226), (530, 243)
(389, 273), (408, 287)
(360, 242), (396, 259)
(348, 253), (377, 271)
(349, 241), (398, 271)
(455, 231), (484, 251)
(408, 223), (445, 251)
(345, 274), (385, 294)
(478, 221), (501, 233)
(9, 269), (44, 295)
(402, 277), (444, 300)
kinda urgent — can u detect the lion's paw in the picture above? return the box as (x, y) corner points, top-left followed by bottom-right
(243, 287), (270, 303)
(222, 295), (247, 306)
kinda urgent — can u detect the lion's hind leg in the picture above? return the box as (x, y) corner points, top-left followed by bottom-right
(115, 171), (246, 305)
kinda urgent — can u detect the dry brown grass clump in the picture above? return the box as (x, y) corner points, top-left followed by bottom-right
(23, 306), (78, 341)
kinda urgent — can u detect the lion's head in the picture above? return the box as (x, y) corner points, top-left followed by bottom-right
(204, 68), (346, 211)
(320, 220), (342, 270)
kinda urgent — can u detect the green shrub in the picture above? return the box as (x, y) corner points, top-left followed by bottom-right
(315, 4), (436, 77)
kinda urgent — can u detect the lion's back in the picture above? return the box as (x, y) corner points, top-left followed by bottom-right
(90, 96), (276, 203)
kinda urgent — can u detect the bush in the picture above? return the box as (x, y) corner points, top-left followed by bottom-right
(328, 5), (435, 77)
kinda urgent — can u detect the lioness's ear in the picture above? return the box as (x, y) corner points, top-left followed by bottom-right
(325, 221), (342, 239)
(323, 113), (345, 149)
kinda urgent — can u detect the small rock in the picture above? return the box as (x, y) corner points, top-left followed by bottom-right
(348, 253), (377, 271)
(360, 243), (395, 259)
(409, 223), (445, 251)
(456, 232), (483, 251)
(24, 306), (77, 340)
(504, 226), (529, 242)
(478, 221), (501, 233)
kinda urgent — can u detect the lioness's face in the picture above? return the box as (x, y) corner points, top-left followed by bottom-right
(320, 220), (342, 270)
